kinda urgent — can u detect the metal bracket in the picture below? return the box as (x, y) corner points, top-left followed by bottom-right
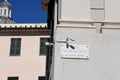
(56, 37), (75, 49)
(93, 22), (103, 33)
(45, 42), (54, 46)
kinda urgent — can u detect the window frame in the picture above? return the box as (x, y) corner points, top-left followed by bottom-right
(40, 37), (50, 56)
(10, 38), (21, 56)
(38, 76), (46, 80)
(8, 76), (19, 80)
(4, 9), (6, 16)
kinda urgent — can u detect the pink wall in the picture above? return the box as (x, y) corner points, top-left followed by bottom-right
(0, 36), (49, 80)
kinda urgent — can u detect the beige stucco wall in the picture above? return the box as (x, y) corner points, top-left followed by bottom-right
(0, 36), (49, 80)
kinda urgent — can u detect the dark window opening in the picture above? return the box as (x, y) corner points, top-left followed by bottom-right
(10, 38), (21, 56)
(4, 9), (6, 16)
(1, 9), (2, 15)
(8, 77), (19, 80)
(39, 76), (46, 80)
(40, 38), (50, 55)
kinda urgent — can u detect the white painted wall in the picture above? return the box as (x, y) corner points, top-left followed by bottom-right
(60, 0), (91, 21)
(51, 0), (120, 80)
(0, 36), (49, 80)
(60, 0), (120, 22)
(53, 26), (120, 80)
(105, 0), (120, 21)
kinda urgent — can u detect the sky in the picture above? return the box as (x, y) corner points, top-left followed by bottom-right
(0, 0), (48, 23)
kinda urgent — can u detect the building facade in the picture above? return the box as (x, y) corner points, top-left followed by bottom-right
(0, 1), (49, 80)
(42, 0), (49, 11)
(48, 0), (120, 80)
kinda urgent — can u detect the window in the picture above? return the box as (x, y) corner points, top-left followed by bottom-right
(1, 9), (2, 15)
(39, 76), (46, 80)
(40, 38), (49, 55)
(8, 77), (19, 80)
(4, 9), (6, 16)
(10, 38), (21, 56)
